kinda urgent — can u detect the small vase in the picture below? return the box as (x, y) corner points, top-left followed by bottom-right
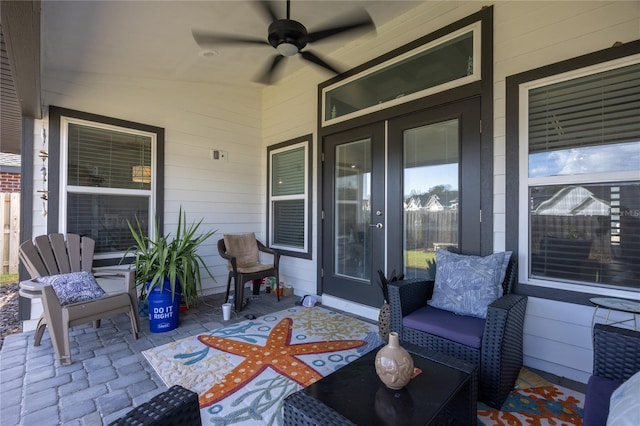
(374, 332), (414, 390)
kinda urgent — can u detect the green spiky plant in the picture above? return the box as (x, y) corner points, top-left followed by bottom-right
(377, 269), (404, 303)
(123, 207), (216, 306)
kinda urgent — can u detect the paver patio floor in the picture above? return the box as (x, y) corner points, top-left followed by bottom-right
(0, 291), (300, 425)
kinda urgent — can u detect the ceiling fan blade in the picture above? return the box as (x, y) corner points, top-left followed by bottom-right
(255, 55), (286, 85)
(306, 11), (375, 43)
(253, 0), (280, 23)
(192, 30), (269, 47)
(300, 50), (341, 75)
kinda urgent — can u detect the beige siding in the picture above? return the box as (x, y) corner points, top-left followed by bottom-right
(40, 71), (263, 294)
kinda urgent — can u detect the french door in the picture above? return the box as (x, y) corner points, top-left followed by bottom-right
(322, 123), (386, 306)
(322, 98), (481, 308)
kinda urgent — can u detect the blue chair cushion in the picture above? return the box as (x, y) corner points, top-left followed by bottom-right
(583, 375), (621, 426)
(403, 305), (485, 348)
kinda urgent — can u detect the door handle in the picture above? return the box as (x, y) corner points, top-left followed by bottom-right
(369, 223), (384, 229)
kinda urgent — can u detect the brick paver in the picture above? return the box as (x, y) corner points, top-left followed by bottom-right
(0, 292), (297, 424)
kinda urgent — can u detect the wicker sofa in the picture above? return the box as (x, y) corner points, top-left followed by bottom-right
(582, 323), (640, 426)
(388, 260), (527, 409)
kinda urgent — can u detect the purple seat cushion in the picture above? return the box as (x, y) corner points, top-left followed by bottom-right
(583, 375), (622, 426)
(403, 305), (486, 348)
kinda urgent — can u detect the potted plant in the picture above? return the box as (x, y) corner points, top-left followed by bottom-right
(123, 207), (216, 331)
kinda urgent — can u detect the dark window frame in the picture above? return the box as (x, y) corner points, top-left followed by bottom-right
(505, 40), (640, 305)
(266, 134), (313, 259)
(48, 106), (165, 267)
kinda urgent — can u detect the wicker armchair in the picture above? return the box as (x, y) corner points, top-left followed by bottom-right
(109, 385), (201, 425)
(388, 259), (527, 408)
(583, 323), (640, 425)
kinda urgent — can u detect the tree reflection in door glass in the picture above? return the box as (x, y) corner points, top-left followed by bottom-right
(403, 119), (459, 279)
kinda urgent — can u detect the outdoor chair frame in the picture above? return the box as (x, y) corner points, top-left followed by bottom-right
(217, 236), (280, 312)
(19, 233), (139, 365)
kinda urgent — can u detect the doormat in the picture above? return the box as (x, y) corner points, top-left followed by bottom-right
(143, 306), (382, 425)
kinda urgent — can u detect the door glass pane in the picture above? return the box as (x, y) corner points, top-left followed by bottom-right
(403, 119), (459, 279)
(335, 139), (371, 280)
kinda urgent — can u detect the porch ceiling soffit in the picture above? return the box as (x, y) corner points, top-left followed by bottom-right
(1, 0), (42, 155)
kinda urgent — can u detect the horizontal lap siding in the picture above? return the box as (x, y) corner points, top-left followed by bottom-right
(41, 71), (263, 295)
(523, 298), (594, 382)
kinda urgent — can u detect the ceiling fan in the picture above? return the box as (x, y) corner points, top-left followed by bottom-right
(192, 0), (376, 84)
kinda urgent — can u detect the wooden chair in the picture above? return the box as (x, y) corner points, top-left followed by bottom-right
(18, 233), (139, 365)
(217, 233), (280, 312)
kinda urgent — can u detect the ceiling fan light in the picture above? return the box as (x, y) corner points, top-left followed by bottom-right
(277, 42), (299, 57)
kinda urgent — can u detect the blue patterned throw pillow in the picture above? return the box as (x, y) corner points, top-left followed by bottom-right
(38, 271), (107, 306)
(428, 249), (511, 318)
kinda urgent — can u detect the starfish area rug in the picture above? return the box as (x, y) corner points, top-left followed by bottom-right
(477, 367), (585, 425)
(143, 306), (382, 425)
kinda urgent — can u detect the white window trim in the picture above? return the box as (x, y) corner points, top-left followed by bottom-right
(59, 116), (157, 259)
(517, 55), (640, 299)
(269, 140), (309, 254)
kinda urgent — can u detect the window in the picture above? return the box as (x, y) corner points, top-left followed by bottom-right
(516, 56), (640, 294)
(49, 107), (164, 264)
(267, 135), (312, 259)
(322, 23), (480, 126)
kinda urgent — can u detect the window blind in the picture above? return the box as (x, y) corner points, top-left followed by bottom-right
(529, 63), (640, 153)
(68, 123), (152, 190)
(67, 193), (149, 253)
(273, 200), (305, 248)
(272, 147), (305, 196)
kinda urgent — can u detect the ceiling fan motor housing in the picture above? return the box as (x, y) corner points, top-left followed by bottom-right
(268, 19), (308, 54)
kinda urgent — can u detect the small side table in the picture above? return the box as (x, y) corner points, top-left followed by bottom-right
(590, 297), (640, 331)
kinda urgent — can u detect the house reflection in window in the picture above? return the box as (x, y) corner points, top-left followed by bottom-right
(530, 184), (639, 288)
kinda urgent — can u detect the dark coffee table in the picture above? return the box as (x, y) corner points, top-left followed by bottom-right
(283, 341), (477, 425)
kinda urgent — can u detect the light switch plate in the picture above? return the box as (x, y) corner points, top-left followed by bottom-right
(210, 149), (228, 161)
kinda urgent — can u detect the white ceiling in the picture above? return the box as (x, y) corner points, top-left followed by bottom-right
(42, 0), (422, 87)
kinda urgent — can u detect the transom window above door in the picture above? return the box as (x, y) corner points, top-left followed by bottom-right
(322, 23), (481, 126)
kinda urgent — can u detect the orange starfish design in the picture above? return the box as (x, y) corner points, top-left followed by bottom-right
(197, 317), (366, 408)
